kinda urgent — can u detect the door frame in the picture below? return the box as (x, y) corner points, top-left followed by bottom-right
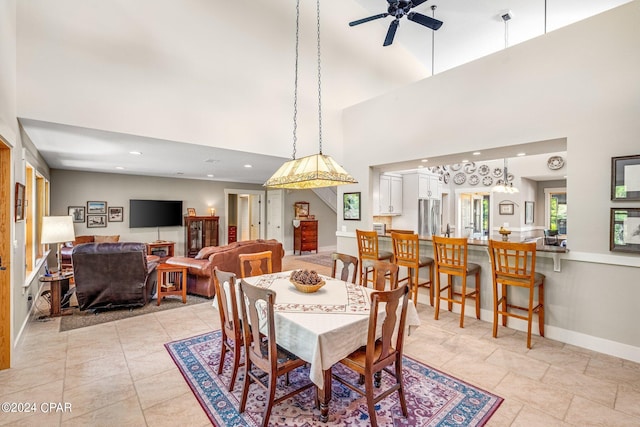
(0, 137), (12, 369)
(223, 189), (265, 245)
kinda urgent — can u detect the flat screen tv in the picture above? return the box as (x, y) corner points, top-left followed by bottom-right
(129, 199), (183, 228)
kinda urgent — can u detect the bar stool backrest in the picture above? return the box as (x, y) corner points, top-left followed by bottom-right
(432, 236), (469, 276)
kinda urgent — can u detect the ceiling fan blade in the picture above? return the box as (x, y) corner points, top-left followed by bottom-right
(349, 13), (389, 27)
(407, 12), (443, 30)
(383, 19), (399, 46)
(411, 0), (430, 6)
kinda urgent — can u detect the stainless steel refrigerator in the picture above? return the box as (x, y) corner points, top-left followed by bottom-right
(418, 198), (441, 237)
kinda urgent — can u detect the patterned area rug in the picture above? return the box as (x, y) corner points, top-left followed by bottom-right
(295, 252), (333, 268)
(166, 331), (503, 426)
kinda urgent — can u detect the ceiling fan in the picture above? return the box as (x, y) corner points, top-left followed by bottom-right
(349, 0), (443, 46)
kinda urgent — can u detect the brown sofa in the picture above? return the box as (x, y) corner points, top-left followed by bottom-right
(165, 239), (284, 298)
(60, 235), (120, 269)
(71, 242), (158, 311)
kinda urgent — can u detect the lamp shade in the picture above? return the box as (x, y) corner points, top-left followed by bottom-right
(264, 153), (358, 189)
(41, 216), (76, 244)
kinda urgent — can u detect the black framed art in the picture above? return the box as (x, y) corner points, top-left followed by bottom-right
(610, 207), (640, 253)
(15, 183), (26, 221)
(611, 155), (640, 201)
(343, 192), (361, 220)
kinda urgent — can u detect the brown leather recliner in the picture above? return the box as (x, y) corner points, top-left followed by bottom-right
(72, 242), (158, 311)
(165, 239), (284, 298)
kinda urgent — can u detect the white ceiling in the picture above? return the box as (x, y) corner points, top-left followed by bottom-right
(17, 0), (630, 184)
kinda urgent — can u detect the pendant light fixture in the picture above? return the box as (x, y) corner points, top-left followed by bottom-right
(492, 158), (519, 193)
(264, 0), (357, 189)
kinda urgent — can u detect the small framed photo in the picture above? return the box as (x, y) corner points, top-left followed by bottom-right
(15, 183), (26, 221)
(610, 207), (640, 253)
(525, 201), (535, 225)
(611, 155), (640, 201)
(294, 202), (309, 219)
(498, 202), (514, 215)
(343, 192), (361, 221)
(87, 201), (107, 214)
(87, 214), (107, 228)
(187, 208), (196, 216)
(68, 206), (86, 223)
(108, 206), (123, 222)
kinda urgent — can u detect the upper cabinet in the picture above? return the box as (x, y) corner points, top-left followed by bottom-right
(418, 172), (442, 200)
(378, 173), (403, 215)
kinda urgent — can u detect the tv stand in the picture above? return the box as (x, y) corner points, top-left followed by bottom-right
(146, 241), (175, 262)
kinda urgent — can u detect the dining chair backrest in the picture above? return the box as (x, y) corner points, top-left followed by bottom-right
(239, 279), (276, 373)
(432, 236), (469, 277)
(213, 268), (240, 338)
(362, 259), (399, 291)
(239, 250), (273, 278)
(367, 283), (409, 368)
(331, 252), (359, 284)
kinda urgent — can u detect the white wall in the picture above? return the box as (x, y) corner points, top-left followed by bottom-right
(337, 2), (640, 354)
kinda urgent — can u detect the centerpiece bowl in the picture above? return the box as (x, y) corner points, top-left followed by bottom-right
(289, 269), (325, 293)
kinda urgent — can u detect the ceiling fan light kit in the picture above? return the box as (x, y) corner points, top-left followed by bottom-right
(349, 0), (443, 47)
(265, 0), (357, 189)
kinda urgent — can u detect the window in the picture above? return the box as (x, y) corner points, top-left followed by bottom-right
(545, 187), (567, 234)
(24, 163), (50, 278)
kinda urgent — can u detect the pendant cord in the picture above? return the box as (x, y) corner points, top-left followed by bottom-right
(316, 0), (323, 155)
(291, 0), (300, 160)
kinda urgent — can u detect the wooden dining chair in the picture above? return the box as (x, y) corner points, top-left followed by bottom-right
(239, 250), (273, 278)
(332, 283), (410, 427)
(238, 280), (314, 427)
(356, 229), (393, 287)
(432, 236), (481, 328)
(361, 259), (399, 291)
(331, 252), (359, 284)
(391, 231), (434, 307)
(212, 268), (243, 391)
(488, 240), (545, 349)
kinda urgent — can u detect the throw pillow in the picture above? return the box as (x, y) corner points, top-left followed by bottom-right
(74, 235), (95, 245)
(94, 235), (120, 243)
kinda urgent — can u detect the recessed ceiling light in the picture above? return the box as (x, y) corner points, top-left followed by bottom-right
(115, 166), (125, 170)
(421, 159), (428, 163)
(462, 159), (469, 163)
(472, 152), (481, 156)
(517, 152), (526, 156)
(129, 151), (142, 155)
(176, 172), (184, 175)
(244, 164), (252, 168)
(418, 165), (425, 168)
(207, 174), (214, 178)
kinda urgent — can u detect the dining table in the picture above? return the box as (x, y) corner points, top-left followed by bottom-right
(218, 271), (421, 422)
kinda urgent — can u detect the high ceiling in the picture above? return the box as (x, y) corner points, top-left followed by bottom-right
(17, 0), (629, 184)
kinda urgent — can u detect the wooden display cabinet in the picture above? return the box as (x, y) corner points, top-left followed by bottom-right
(184, 216), (219, 257)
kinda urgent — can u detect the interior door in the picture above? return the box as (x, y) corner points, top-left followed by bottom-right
(0, 138), (11, 369)
(266, 190), (284, 243)
(249, 194), (261, 240)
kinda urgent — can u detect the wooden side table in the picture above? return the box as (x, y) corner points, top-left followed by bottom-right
(156, 263), (187, 305)
(146, 241), (175, 262)
(39, 273), (73, 317)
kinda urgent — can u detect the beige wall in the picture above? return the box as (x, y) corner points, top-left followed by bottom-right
(338, 2), (640, 358)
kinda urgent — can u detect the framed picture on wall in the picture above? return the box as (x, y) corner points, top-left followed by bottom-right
(294, 202), (309, 219)
(15, 183), (26, 221)
(612, 155), (640, 201)
(87, 215), (107, 228)
(108, 207), (123, 222)
(525, 201), (535, 224)
(498, 202), (514, 215)
(343, 192), (361, 220)
(68, 206), (86, 223)
(610, 207), (640, 253)
(87, 201), (107, 214)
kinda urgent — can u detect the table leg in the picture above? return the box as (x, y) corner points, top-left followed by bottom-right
(50, 279), (61, 317)
(318, 367), (332, 423)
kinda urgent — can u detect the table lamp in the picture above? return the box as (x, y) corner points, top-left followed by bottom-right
(41, 215), (76, 273)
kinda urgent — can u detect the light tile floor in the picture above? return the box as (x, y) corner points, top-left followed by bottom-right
(2, 256), (639, 426)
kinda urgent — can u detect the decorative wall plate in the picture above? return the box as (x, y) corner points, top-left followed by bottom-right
(482, 176), (493, 186)
(453, 172), (466, 185)
(468, 174), (479, 185)
(463, 162), (476, 174)
(443, 172), (450, 184)
(478, 165), (490, 176)
(547, 156), (564, 170)
(492, 168), (503, 178)
(451, 163), (462, 171)
(507, 173), (515, 182)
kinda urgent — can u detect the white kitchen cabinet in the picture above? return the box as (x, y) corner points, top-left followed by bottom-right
(379, 174), (403, 215)
(418, 173), (442, 199)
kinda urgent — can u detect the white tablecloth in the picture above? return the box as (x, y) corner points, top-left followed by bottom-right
(214, 272), (421, 388)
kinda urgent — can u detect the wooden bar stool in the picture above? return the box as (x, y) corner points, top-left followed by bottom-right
(391, 232), (434, 307)
(488, 240), (545, 349)
(356, 229), (393, 287)
(432, 236), (480, 328)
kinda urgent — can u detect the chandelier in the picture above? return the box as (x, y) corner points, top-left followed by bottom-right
(492, 158), (519, 194)
(264, 0), (357, 189)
